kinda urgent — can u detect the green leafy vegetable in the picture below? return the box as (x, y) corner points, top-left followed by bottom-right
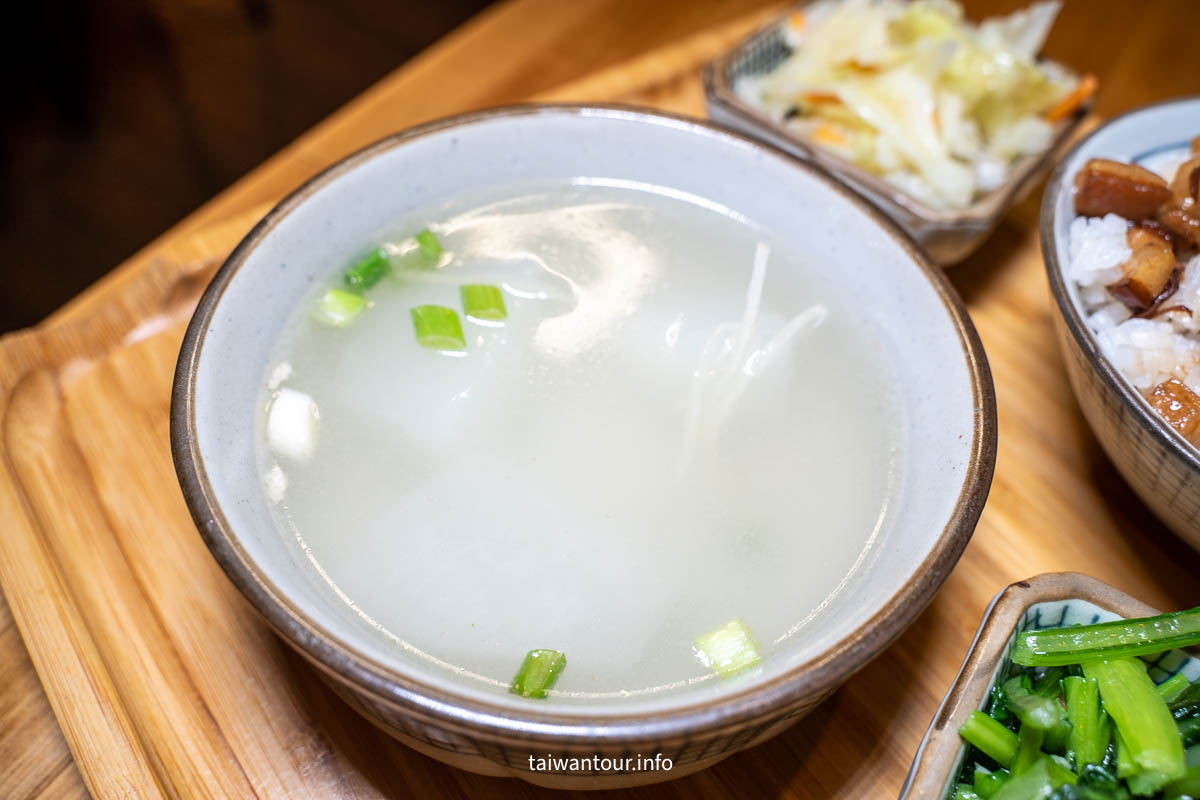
(953, 609), (1197, 800)
(1082, 658), (1186, 795)
(1065, 676), (1110, 772)
(993, 757), (1076, 800)
(974, 764), (1009, 798)
(961, 710), (1019, 768)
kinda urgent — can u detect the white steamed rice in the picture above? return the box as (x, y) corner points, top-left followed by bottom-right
(1069, 146), (1200, 393)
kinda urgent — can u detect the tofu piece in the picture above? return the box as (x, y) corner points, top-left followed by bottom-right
(267, 388), (319, 461)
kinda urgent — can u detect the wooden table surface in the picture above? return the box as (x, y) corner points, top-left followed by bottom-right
(3, 1), (1199, 798)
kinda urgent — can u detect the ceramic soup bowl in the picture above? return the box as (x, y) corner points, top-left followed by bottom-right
(172, 104), (996, 788)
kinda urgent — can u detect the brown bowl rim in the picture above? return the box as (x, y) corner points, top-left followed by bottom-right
(899, 572), (1165, 799)
(1041, 95), (1200, 475)
(170, 103), (997, 745)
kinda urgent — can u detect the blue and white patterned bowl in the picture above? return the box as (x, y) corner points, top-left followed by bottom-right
(901, 572), (1199, 799)
(1042, 96), (1200, 552)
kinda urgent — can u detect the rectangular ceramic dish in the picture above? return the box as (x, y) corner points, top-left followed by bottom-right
(702, 2), (1091, 265)
(900, 572), (1200, 799)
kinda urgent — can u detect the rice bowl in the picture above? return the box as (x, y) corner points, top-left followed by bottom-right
(1043, 96), (1200, 550)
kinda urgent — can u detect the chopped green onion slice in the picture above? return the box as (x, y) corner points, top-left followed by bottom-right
(415, 229), (444, 260)
(313, 288), (367, 327)
(344, 248), (390, 290)
(410, 305), (466, 350)
(960, 710), (1019, 769)
(694, 619), (761, 679)
(1082, 658), (1186, 793)
(1011, 608), (1200, 667)
(510, 649), (566, 699)
(1156, 673), (1191, 704)
(952, 784), (981, 800)
(460, 284), (508, 321)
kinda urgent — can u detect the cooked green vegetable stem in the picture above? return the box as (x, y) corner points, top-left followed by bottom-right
(1064, 675), (1109, 772)
(1157, 672), (1191, 704)
(961, 710), (1019, 768)
(1013, 724), (1046, 775)
(1011, 608), (1200, 667)
(1082, 658), (1186, 794)
(972, 765), (1008, 798)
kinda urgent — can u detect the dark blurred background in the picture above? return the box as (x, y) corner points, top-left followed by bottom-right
(0, 0), (491, 332)
(2, 0), (1195, 334)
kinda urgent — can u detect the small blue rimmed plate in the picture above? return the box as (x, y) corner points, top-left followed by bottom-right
(900, 572), (1199, 799)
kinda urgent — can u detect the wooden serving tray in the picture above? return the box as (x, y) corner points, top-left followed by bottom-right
(2, 9), (1198, 800)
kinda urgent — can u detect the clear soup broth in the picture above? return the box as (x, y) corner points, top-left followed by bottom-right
(259, 181), (903, 702)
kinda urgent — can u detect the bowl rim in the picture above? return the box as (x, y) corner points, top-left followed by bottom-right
(899, 572), (1166, 799)
(1041, 95), (1200, 476)
(702, 0), (1091, 227)
(170, 102), (997, 745)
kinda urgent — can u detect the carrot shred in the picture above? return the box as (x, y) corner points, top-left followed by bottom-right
(1044, 74), (1098, 123)
(802, 90), (841, 105)
(812, 123), (847, 147)
(789, 11), (805, 32)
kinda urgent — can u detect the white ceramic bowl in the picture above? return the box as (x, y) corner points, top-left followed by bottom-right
(172, 104), (996, 787)
(1043, 96), (1200, 551)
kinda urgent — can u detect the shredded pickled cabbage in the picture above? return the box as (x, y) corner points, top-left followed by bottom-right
(735, 0), (1080, 209)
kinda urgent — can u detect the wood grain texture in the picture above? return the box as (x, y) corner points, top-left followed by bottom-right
(2, 1), (1200, 798)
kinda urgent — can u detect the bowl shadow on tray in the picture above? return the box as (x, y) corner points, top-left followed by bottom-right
(271, 600), (942, 799)
(274, 626), (829, 799)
